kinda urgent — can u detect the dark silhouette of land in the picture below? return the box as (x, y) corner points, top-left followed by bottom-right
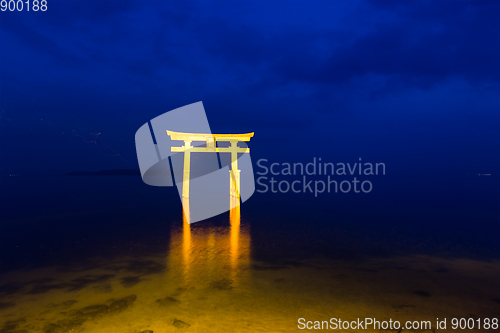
(65, 169), (140, 176)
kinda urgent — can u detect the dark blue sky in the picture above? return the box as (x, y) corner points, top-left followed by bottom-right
(1, 0), (499, 175)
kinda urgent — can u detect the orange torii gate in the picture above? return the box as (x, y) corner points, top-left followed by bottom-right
(167, 130), (254, 209)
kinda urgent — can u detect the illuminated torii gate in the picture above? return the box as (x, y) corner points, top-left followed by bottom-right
(167, 130), (254, 209)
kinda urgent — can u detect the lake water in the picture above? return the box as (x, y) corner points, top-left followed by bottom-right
(0, 175), (498, 332)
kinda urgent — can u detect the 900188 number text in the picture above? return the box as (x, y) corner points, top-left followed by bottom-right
(451, 318), (498, 330)
(1, 0), (47, 11)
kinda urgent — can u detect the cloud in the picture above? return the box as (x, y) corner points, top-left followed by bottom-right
(271, 0), (499, 87)
(0, 0), (498, 174)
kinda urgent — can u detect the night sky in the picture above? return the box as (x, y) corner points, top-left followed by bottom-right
(1, 0), (499, 176)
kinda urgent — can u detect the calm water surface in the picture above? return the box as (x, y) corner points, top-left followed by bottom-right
(0, 175), (498, 332)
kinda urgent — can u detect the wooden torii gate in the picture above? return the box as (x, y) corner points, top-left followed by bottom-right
(167, 130), (254, 210)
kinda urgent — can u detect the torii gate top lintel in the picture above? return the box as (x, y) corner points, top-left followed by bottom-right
(166, 130), (254, 142)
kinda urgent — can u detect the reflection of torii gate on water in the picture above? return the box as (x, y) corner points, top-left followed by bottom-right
(167, 130), (254, 212)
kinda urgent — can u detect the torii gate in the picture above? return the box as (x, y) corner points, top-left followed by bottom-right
(167, 130), (254, 210)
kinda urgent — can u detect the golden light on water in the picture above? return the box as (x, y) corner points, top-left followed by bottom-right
(230, 204), (241, 285)
(0, 207), (498, 332)
(182, 207), (192, 283)
(171, 202), (250, 290)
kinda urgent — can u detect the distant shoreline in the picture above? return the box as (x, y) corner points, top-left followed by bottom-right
(65, 169), (140, 176)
